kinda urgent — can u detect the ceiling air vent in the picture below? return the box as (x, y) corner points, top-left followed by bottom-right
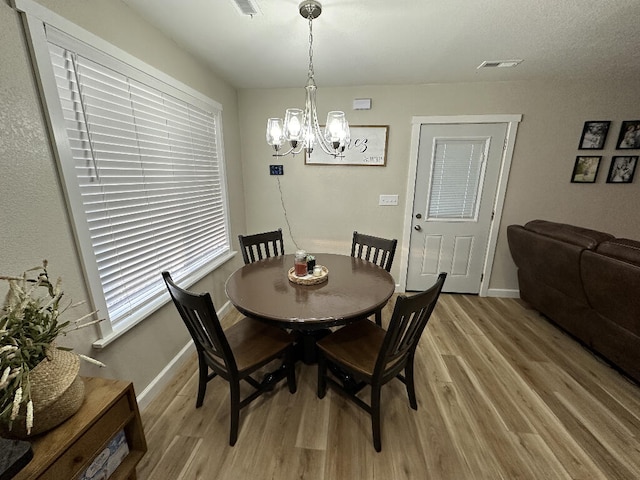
(230, 0), (261, 16)
(477, 59), (523, 69)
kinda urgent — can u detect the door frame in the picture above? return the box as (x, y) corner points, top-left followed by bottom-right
(399, 114), (522, 296)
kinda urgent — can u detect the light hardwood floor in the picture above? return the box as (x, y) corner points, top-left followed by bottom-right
(137, 294), (640, 480)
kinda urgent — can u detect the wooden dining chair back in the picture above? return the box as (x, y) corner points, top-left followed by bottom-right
(351, 231), (397, 272)
(351, 231), (398, 325)
(162, 271), (296, 446)
(238, 228), (285, 264)
(317, 272), (447, 451)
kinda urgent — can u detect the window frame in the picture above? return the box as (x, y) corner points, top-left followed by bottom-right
(15, 0), (234, 347)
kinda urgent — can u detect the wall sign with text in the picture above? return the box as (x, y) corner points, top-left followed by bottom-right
(305, 125), (389, 166)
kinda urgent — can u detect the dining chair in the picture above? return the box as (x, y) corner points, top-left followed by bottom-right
(162, 271), (297, 446)
(238, 228), (285, 264)
(316, 272), (447, 452)
(351, 231), (398, 325)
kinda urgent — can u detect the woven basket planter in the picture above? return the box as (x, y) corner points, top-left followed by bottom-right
(2, 348), (85, 438)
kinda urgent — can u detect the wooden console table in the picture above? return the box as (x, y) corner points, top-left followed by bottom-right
(13, 377), (147, 480)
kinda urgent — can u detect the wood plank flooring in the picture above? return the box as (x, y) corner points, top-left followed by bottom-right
(137, 294), (640, 480)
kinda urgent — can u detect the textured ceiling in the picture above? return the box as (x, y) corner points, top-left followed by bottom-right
(122, 0), (640, 89)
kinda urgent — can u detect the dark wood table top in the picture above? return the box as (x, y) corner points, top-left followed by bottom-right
(225, 254), (395, 330)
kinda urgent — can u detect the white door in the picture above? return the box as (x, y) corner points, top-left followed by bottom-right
(406, 122), (508, 293)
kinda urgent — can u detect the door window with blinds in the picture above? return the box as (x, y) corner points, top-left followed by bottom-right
(19, 9), (231, 344)
(426, 138), (488, 221)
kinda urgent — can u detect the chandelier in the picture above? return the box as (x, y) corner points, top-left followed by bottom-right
(265, 0), (350, 157)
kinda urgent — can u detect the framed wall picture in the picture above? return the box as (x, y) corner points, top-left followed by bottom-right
(606, 156), (638, 183)
(615, 120), (640, 149)
(578, 121), (610, 150)
(570, 156), (601, 183)
(305, 125), (389, 166)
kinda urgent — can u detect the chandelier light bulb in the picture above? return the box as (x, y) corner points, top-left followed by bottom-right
(325, 111), (347, 141)
(266, 118), (284, 147)
(284, 108), (303, 140)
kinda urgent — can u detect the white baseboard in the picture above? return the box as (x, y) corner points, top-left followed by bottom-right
(136, 300), (233, 411)
(137, 339), (195, 412)
(486, 288), (520, 298)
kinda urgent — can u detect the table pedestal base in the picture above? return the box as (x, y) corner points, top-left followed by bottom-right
(327, 364), (367, 394)
(258, 363), (289, 390)
(295, 329), (331, 364)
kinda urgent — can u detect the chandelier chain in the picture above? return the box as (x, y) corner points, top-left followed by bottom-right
(307, 12), (314, 79)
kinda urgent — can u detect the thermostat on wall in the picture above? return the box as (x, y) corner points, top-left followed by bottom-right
(353, 98), (372, 110)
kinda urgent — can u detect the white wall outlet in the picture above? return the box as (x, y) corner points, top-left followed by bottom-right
(379, 194), (398, 206)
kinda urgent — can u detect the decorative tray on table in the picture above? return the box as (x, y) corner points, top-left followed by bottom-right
(287, 266), (328, 285)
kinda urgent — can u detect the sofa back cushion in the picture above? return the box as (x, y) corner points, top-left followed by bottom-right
(595, 238), (640, 266)
(523, 220), (614, 248)
(582, 239), (640, 335)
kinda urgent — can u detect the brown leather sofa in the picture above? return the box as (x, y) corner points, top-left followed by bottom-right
(507, 219), (640, 384)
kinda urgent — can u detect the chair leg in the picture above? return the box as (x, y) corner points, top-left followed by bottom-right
(374, 309), (382, 326)
(405, 356), (418, 410)
(371, 383), (382, 452)
(317, 353), (327, 398)
(229, 380), (241, 446)
(286, 347), (297, 394)
(196, 353), (208, 408)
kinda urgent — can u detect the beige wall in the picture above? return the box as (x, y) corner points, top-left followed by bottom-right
(0, 0), (246, 396)
(238, 81), (640, 291)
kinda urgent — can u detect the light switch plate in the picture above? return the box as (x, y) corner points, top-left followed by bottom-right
(379, 194), (398, 206)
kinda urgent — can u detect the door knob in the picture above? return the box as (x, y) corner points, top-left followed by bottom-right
(414, 225), (422, 231)
(415, 213), (422, 219)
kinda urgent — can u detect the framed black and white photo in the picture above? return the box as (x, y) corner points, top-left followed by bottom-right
(578, 121), (610, 150)
(606, 156), (638, 183)
(305, 125), (389, 166)
(571, 156), (601, 183)
(615, 120), (640, 149)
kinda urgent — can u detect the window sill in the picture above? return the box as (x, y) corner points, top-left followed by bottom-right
(92, 250), (237, 349)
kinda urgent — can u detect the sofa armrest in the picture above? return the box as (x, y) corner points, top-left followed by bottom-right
(507, 224), (590, 303)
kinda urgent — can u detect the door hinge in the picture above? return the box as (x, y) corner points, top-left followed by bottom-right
(491, 211), (495, 221)
(480, 273), (484, 283)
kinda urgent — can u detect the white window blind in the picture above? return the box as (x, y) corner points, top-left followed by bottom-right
(41, 27), (230, 337)
(427, 139), (486, 220)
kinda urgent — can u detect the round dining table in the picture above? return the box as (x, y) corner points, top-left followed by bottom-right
(225, 253), (395, 363)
